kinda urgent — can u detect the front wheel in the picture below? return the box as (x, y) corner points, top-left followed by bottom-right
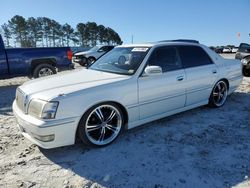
(87, 57), (96, 66)
(78, 57), (88, 67)
(77, 103), (124, 147)
(209, 80), (228, 108)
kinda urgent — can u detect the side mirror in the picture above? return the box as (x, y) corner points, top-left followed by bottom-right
(143, 66), (162, 76)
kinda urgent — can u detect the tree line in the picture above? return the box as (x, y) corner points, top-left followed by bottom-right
(0, 15), (122, 48)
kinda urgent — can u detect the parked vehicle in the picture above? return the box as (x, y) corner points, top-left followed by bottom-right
(235, 43), (250, 77)
(215, 47), (223, 54)
(13, 40), (242, 149)
(222, 47), (232, 53)
(71, 47), (90, 54)
(0, 34), (74, 79)
(72, 45), (114, 66)
(232, 47), (238, 53)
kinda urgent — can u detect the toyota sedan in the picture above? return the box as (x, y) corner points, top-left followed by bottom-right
(13, 40), (242, 148)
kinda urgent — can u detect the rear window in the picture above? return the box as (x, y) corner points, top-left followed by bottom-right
(178, 46), (213, 68)
(239, 43), (250, 52)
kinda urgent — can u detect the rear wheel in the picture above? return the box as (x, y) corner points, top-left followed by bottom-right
(243, 66), (250, 77)
(209, 80), (228, 107)
(33, 64), (56, 78)
(77, 103), (124, 147)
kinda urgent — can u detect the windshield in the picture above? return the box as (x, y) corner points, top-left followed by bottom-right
(89, 47), (150, 75)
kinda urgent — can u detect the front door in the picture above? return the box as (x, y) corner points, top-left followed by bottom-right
(138, 46), (186, 120)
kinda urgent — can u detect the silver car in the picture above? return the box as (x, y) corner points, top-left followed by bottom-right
(72, 45), (114, 66)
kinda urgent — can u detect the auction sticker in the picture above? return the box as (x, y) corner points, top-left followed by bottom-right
(132, 47), (149, 52)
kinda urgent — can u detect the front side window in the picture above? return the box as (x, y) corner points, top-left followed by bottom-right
(178, 46), (213, 68)
(89, 47), (150, 75)
(147, 46), (182, 72)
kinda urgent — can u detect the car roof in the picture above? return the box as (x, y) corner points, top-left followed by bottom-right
(117, 40), (201, 48)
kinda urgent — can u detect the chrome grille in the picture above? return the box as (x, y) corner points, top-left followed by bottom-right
(16, 88), (26, 113)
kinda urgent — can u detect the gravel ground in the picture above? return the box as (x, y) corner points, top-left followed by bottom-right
(0, 54), (250, 188)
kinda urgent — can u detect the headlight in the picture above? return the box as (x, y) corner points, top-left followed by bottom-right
(241, 59), (248, 65)
(28, 99), (59, 119)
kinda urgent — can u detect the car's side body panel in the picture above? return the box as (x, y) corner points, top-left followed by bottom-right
(184, 64), (218, 106)
(138, 69), (186, 119)
(0, 36), (9, 78)
(0, 34), (73, 78)
(5, 47), (72, 76)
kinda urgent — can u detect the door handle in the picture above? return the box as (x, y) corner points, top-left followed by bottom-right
(176, 76), (184, 81)
(212, 70), (217, 74)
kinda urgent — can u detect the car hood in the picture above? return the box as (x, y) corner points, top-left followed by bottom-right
(19, 69), (130, 100)
(75, 50), (93, 56)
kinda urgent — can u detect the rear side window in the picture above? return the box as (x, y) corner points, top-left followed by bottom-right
(148, 46), (182, 72)
(178, 46), (213, 68)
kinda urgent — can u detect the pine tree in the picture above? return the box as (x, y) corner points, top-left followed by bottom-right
(1, 23), (12, 47)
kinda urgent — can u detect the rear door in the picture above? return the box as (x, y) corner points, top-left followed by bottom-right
(177, 45), (218, 106)
(0, 38), (9, 78)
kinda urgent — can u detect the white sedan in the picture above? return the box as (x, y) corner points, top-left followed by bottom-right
(13, 40), (242, 148)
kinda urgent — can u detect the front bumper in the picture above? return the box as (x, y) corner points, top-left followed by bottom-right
(72, 56), (87, 66)
(13, 101), (80, 149)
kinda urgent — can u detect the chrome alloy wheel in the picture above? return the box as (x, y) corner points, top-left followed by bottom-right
(85, 105), (122, 146)
(38, 68), (54, 77)
(212, 81), (228, 107)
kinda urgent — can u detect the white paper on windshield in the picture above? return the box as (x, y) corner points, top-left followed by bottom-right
(128, 69), (134, 74)
(132, 47), (148, 52)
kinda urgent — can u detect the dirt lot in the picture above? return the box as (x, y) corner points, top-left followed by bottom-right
(0, 54), (250, 188)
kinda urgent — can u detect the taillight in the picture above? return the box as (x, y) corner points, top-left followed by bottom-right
(67, 50), (73, 60)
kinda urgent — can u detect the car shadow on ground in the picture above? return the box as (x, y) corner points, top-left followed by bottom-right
(40, 92), (250, 187)
(0, 85), (18, 115)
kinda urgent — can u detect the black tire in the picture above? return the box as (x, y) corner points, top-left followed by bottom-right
(78, 57), (88, 67)
(33, 63), (56, 78)
(77, 102), (124, 147)
(209, 80), (228, 108)
(243, 66), (250, 77)
(87, 57), (96, 66)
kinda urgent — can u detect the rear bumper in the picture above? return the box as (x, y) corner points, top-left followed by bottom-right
(228, 75), (243, 94)
(57, 63), (75, 72)
(13, 101), (80, 149)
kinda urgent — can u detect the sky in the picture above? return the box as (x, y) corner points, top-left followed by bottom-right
(0, 0), (250, 46)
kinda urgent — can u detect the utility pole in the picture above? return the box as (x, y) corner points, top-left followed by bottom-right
(131, 35), (134, 44)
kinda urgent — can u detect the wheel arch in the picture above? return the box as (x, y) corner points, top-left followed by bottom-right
(212, 78), (229, 93)
(75, 100), (129, 143)
(31, 58), (56, 75)
(242, 55), (250, 62)
(220, 78), (229, 90)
